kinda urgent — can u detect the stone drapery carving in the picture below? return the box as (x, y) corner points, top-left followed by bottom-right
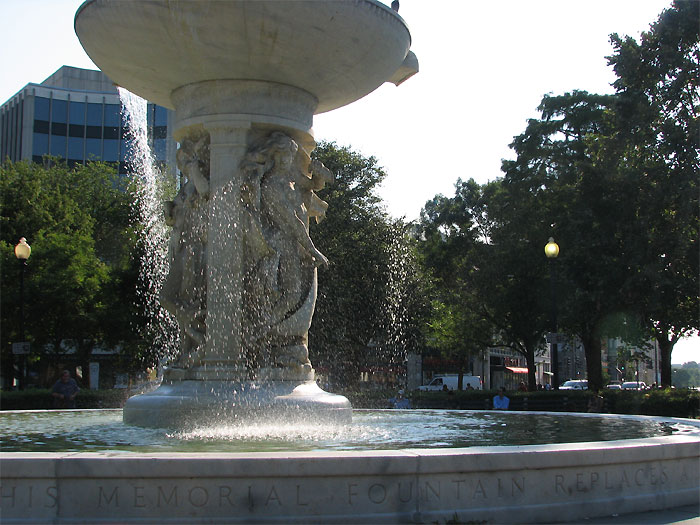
(160, 131), (210, 368)
(239, 132), (333, 377)
(162, 131), (332, 379)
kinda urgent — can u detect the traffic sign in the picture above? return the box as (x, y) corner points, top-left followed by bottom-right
(12, 342), (30, 355)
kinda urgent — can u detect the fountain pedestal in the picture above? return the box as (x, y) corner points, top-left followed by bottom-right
(75, 0), (417, 428)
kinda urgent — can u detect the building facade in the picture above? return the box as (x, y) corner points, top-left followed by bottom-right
(0, 66), (175, 174)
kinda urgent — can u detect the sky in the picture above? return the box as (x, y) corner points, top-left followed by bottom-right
(1, 0), (697, 364)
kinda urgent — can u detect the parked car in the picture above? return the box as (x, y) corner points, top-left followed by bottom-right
(559, 380), (588, 390)
(605, 383), (622, 390)
(621, 381), (648, 390)
(417, 375), (483, 391)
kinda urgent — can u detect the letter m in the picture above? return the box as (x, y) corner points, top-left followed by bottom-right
(98, 486), (119, 507)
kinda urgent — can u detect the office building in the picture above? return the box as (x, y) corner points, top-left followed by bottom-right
(0, 66), (175, 174)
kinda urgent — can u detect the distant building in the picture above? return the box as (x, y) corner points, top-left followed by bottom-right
(0, 66), (175, 174)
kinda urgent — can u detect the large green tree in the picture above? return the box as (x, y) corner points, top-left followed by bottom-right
(599, 0), (700, 386)
(419, 176), (553, 390)
(309, 142), (427, 387)
(418, 181), (492, 386)
(500, 91), (627, 391)
(0, 160), (142, 388)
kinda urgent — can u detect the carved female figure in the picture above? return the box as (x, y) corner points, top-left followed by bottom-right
(239, 132), (332, 374)
(160, 133), (210, 367)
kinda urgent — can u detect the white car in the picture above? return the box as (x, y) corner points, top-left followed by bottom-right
(559, 380), (588, 390)
(606, 383), (621, 390)
(621, 381), (647, 390)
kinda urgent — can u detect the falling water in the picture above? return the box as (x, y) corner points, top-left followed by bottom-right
(376, 221), (415, 380)
(119, 88), (179, 362)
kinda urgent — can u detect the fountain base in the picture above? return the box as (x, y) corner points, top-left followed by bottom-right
(123, 379), (352, 429)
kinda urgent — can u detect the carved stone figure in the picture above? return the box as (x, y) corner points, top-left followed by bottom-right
(160, 132), (210, 368)
(239, 132), (333, 377)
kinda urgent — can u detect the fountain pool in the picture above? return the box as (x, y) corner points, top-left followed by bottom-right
(2, 409), (699, 523)
(1, 409), (698, 453)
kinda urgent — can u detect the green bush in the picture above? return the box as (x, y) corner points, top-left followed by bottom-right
(3, 387), (697, 418)
(0, 388), (130, 410)
(604, 389), (699, 418)
(340, 387), (699, 418)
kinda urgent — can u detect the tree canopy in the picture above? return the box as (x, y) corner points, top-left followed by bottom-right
(309, 141), (427, 386)
(0, 160), (146, 387)
(417, 1), (698, 390)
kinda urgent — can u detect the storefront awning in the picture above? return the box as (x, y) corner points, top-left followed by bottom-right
(505, 366), (529, 374)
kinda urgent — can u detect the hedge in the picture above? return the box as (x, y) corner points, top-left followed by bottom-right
(0, 388), (130, 411)
(339, 388), (700, 418)
(2, 387), (698, 419)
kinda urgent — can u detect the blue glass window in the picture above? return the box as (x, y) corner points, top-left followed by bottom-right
(86, 103), (102, 126)
(34, 97), (50, 120)
(103, 126), (119, 140)
(69, 102), (86, 124)
(68, 137), (84, 160)
(120, 139), (129, 161)
(51, 122), (67, 136)
(104, 104), (120, 127)
(153, 138), (166, 160)
(86, 126), (101, 139)
(103, 139), (119, 161)
(50, 135), (66, 157)
(69, 124), (85, 138)
(32, 133), (48, 156)
(86, 138), (101, 160)
(154, 105), (168, 126)
(51, 99), (67, 123)
(33, 120), (49, 134)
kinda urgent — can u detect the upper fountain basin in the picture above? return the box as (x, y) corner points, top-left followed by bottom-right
(75, 0), (414, 114)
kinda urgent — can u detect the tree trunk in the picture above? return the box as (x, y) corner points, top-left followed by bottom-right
(656, 335), (674, 388)
(526, 347), (537, 391)
(581, 329), (603, 391)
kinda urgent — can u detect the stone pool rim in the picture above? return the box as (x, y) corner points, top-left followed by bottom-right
(2, 409), (699, 523)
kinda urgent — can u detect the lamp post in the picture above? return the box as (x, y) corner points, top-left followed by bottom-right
(545, 237), (560, 390)
(14, 237), (31, 389)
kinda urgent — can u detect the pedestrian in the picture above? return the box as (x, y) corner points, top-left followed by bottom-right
(389, 389), (411, 409)
(493, 387), (510, 410)
(52, 370), (80, 409)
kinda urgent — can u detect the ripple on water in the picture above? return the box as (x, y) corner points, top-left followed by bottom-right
(1, 409), (698, 453)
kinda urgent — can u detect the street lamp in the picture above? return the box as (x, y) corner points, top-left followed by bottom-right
(14, 237), (31, 389)
(545, 237), (560, 389)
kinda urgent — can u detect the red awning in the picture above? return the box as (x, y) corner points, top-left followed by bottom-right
(505, 366), (529, 374)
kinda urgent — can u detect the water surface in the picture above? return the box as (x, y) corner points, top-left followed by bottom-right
(1, 409), (696, 453)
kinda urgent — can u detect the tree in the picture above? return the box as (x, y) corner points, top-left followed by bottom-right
(501, 91), (628, 391)
(0, 159), (142, 388)
(600, 0), (700, 386)
(420, 172), (560, 390)
(309, 142), (427, 387)
(418, 180), (493, 387)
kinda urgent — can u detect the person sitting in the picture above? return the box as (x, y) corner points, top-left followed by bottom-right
(493, 387), (510, 410)
(389, 389), (411, 409)
(52, 370), (80, 409)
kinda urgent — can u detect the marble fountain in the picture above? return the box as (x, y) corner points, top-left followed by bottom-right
(1, 1), (698, 523)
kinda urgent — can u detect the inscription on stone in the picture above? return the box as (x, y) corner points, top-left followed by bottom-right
(1, 462), (695, 516)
